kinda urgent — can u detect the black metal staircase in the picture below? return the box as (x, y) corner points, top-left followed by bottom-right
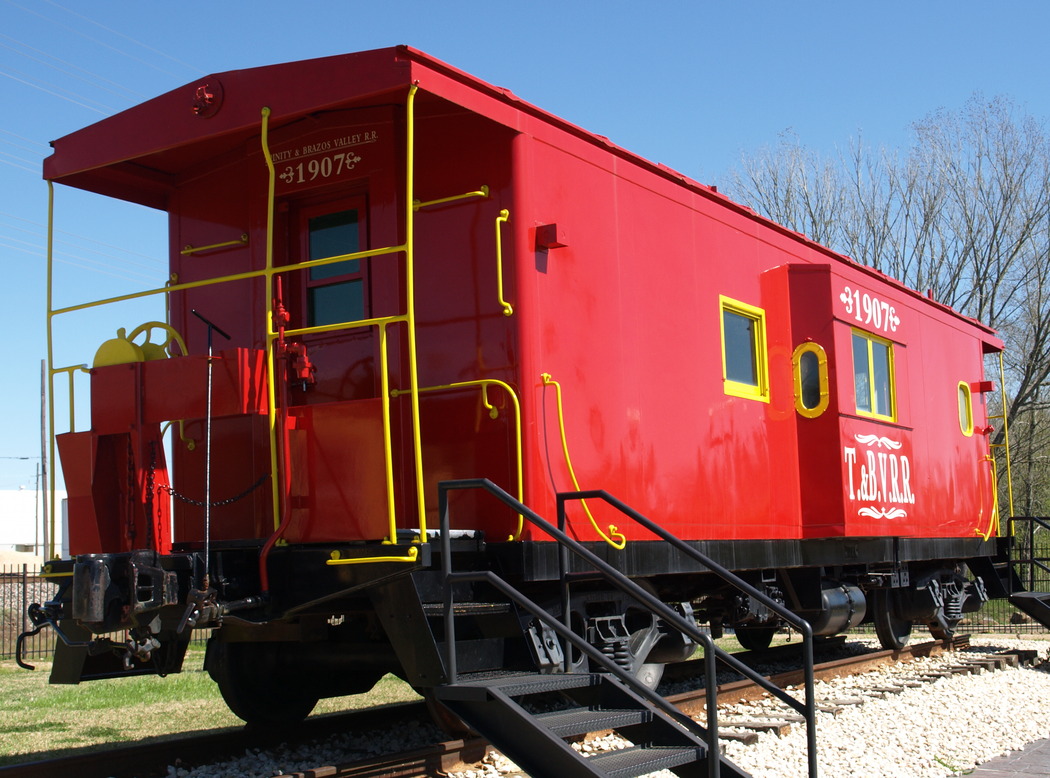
(1003, 517), (1050, 629)
(432, 479), (821, 778)
(435, 670), (748, 778)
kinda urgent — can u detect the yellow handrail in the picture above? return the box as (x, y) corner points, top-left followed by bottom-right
(495, 209), (513, 317)
(976, 455), (1001, 540)
(988, 351), (1015, 523)
(326, 546), (419, 566)
(394, 378), (524, 540)
(404, 83), (428, 536)
(50, 364), (89, 433)
(541, 373), (626, 549)
(414, 186), (489, 211)
(181, 233), (248, 255)
(45, 82), (472, 566)
(261, 106), (282, 535)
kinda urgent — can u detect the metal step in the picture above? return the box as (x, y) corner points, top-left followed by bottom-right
(968, 554), (1020, 599)
(534, 706), (652, 738)
(1009, 591), (1050, 629)
(433, 671), (753, 777)
(421, 601), (515, 617)
(436, 671), (598, 701)
(586, 744), (706, 777)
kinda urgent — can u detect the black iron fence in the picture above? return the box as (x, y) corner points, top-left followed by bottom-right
(0, 564), (57, 662)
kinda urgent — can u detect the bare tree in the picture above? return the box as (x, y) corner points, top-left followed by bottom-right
(724, 95), (1050, 514)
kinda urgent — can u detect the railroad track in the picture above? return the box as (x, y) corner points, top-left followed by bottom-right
(4, 636), (1025, 778)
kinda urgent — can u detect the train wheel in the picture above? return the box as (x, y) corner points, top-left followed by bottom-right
(735, 626), (776, 651)
(205, 639), (319, 726)
(873, 590), (912, 650)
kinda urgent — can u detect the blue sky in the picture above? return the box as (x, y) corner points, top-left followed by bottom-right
(2, 0), (1049, 491)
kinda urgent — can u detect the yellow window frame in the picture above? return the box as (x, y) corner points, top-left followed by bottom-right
(719, 296), (770, 403)
(852, 328), (897, 421)
(958, 381), (974, 437)
(792, 341), (829, 418)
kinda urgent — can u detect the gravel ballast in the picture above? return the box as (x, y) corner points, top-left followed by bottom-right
(165, 636), (1050, 778)
(451, 637), (1050, 778)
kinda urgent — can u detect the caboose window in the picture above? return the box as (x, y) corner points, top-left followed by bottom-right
(792, 342), (829, 417)
(720, 296), (769, 402)
(852, 330), (896, 420)
(304, 205), (367, 327)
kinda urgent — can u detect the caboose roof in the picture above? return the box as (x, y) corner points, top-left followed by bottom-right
(44, 45), (999, 342)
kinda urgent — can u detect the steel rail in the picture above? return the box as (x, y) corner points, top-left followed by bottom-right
(0, 638), (969, 778)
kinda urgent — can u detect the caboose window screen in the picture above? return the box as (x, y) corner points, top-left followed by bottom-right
(852, 330), (896, 421)
(303, 200), (369, 327)
(719, 296), (770, 403)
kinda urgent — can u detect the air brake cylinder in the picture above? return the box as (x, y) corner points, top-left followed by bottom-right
(799, 581), (867, 636)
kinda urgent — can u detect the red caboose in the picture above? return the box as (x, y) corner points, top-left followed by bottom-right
(31, 47), (1007, 745)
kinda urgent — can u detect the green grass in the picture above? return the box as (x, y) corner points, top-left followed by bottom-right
(0, 646), (421, 766)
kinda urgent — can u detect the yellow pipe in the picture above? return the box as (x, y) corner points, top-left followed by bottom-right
(404, 83), (427, 536)
(541, 373), (626, 549)
(281, 312), (407, 340)
(394, 378), (524, 540)
(378, 322), (398, 541)
(997, 351), (1015, 520)
(326, 546), (418, 566)
(50, 245), (407, 318)
(260, 106), (283, 531)
(495, 209), (513, 317)
(181, 234), (248, 255)
(414, 186), (489, 211)
(976, 455), (1000, 540)
(48, 365), (90, 432)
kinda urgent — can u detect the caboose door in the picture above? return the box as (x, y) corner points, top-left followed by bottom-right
(270, 108), (405, 543)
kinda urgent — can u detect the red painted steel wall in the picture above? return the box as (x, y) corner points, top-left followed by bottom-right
(48, 48), (999, 553)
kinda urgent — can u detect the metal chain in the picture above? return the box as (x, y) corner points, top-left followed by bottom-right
(159, 473), (270, 509)
(126, 437), (137, 544)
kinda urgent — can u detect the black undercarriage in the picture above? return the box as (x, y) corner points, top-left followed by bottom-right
(23, 530), (1003, 725)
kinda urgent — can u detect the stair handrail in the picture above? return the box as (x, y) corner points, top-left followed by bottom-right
(1007, 517), (1050, 592)
(437, 478), (819, 778)
(441, 567), (725, 776)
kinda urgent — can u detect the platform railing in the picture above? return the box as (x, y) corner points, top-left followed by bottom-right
(45, 83), (511, 564)
(1008, 517), (1050, 594)
(437, 478), (819, 778)
(989, 351), (1015, 523)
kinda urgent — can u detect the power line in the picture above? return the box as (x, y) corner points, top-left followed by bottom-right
(0, 155), (36, 174)
(0, 127), (51, 153)
(0, 67), (110, 115)
(0, 33), (145, 103)
(5, 0), (196, 80)
(40, 0), (202, 75)
(0, 237), (160, 283)
(0, 211), (167, 271)
(0, 148), (37, 168)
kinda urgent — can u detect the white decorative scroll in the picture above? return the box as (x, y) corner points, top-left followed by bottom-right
(854, 433), (903, 450)
(858, 507), (909, 520)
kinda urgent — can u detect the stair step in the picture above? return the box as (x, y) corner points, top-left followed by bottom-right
(1009, 592), (1050, 630)
(421, 601), (514, 616)
(436, 671), (599, 702)
(534, 706), (652, 737)
(586, 744), (704, 777)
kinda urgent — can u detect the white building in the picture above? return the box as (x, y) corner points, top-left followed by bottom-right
(0, 489), (67, 563)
